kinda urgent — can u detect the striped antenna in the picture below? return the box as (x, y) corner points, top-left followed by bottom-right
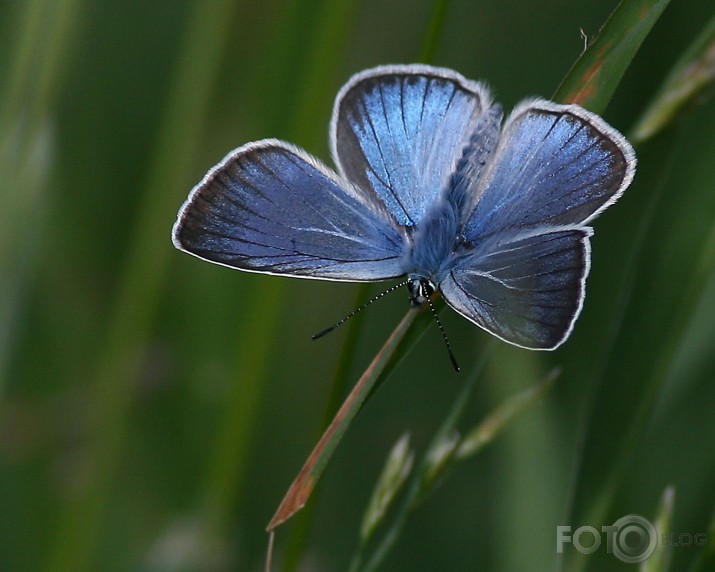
(427, 297), (460, 372)
(312, 281), (408, 340)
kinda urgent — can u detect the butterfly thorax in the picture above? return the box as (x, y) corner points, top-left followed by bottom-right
(404, 192), (469, 297)
(403, 104), (504, 297)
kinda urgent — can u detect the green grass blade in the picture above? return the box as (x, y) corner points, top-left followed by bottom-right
(643, 486), (676, 572)
(351, 360), (556, 572)
(419, 0), (453, 64)
(286, 0), (359, 149)
(267, 306), (428, 531)
(348, 351), (491, 572)
(277, 1), (456, 563)
(561, 138), (671, 572)
(0, 0), (81, 393)
(687, 508), (715, 572)
(359, 432), (414, 545)
(563, 107), (715, 572)
(196, 0), (362, 565)
(631, 11), (715, 142)
(281, 283), (373, 572)
(44, 1), (241, 570)
(199, 280), (286, 538)
(553, 0), (671, 111)
(455, 368), (559, 460)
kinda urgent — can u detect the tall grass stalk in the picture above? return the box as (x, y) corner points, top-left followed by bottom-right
(45, 1), (241, 570)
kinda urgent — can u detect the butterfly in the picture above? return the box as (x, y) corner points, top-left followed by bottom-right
(172, 64), (636, 351)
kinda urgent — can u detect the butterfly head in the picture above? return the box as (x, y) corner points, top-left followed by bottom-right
(407, 275), (436, 306)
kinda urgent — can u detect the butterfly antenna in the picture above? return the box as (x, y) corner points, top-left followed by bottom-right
(312, 281), (408, 340)
(427, 298), (460, 372)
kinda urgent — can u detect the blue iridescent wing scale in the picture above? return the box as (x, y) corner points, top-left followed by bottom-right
(441, 228), (591, 349)
(441, 101), (636, 349)
(172, 139), (405, 281)
(331, 65), (493, 227)
(463, 100), (636, 237)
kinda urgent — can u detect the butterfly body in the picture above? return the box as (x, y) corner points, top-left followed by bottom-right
(173, 64), (636, 350)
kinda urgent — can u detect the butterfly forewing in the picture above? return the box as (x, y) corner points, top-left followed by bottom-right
(463, 101), (636, 239)
(173, 140), (405, 281)
(331, 65), (493, 228)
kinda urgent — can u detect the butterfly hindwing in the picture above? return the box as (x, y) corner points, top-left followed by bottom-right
(331, 65), (493, 228)
(441, 228), (591, 349)
(173, 140), (405, 281)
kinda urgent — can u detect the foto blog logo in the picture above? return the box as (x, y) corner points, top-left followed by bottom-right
(556, 514), (707, 564)
(557, 515), (657, 563)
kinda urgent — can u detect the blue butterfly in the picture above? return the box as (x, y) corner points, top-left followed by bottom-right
(172, 64), (636, 350)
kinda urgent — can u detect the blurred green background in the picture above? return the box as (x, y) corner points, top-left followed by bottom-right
(2, 0), (715, 571)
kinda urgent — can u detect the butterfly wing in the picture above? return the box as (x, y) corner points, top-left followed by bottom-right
(331, 65), (493, 228)
(441, 228), (591, 349)
(172, 139), (406, 281)
(463, 100), (636, 236)
(441, 101), (636, 349)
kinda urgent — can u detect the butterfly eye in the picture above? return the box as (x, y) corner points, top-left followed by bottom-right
(407, 276), (436, 306)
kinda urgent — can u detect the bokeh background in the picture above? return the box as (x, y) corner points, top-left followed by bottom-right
(2, 0), (715, 571)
